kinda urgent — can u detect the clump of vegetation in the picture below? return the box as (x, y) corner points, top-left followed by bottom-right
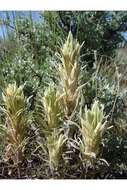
(0, 11), (127, 179)
(1, 83), (29, 165)
(43, 85), (62, 130)
(79, 100), (108, 160)
(46, 130), (67, 172)
(57, 31), (83, 117)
